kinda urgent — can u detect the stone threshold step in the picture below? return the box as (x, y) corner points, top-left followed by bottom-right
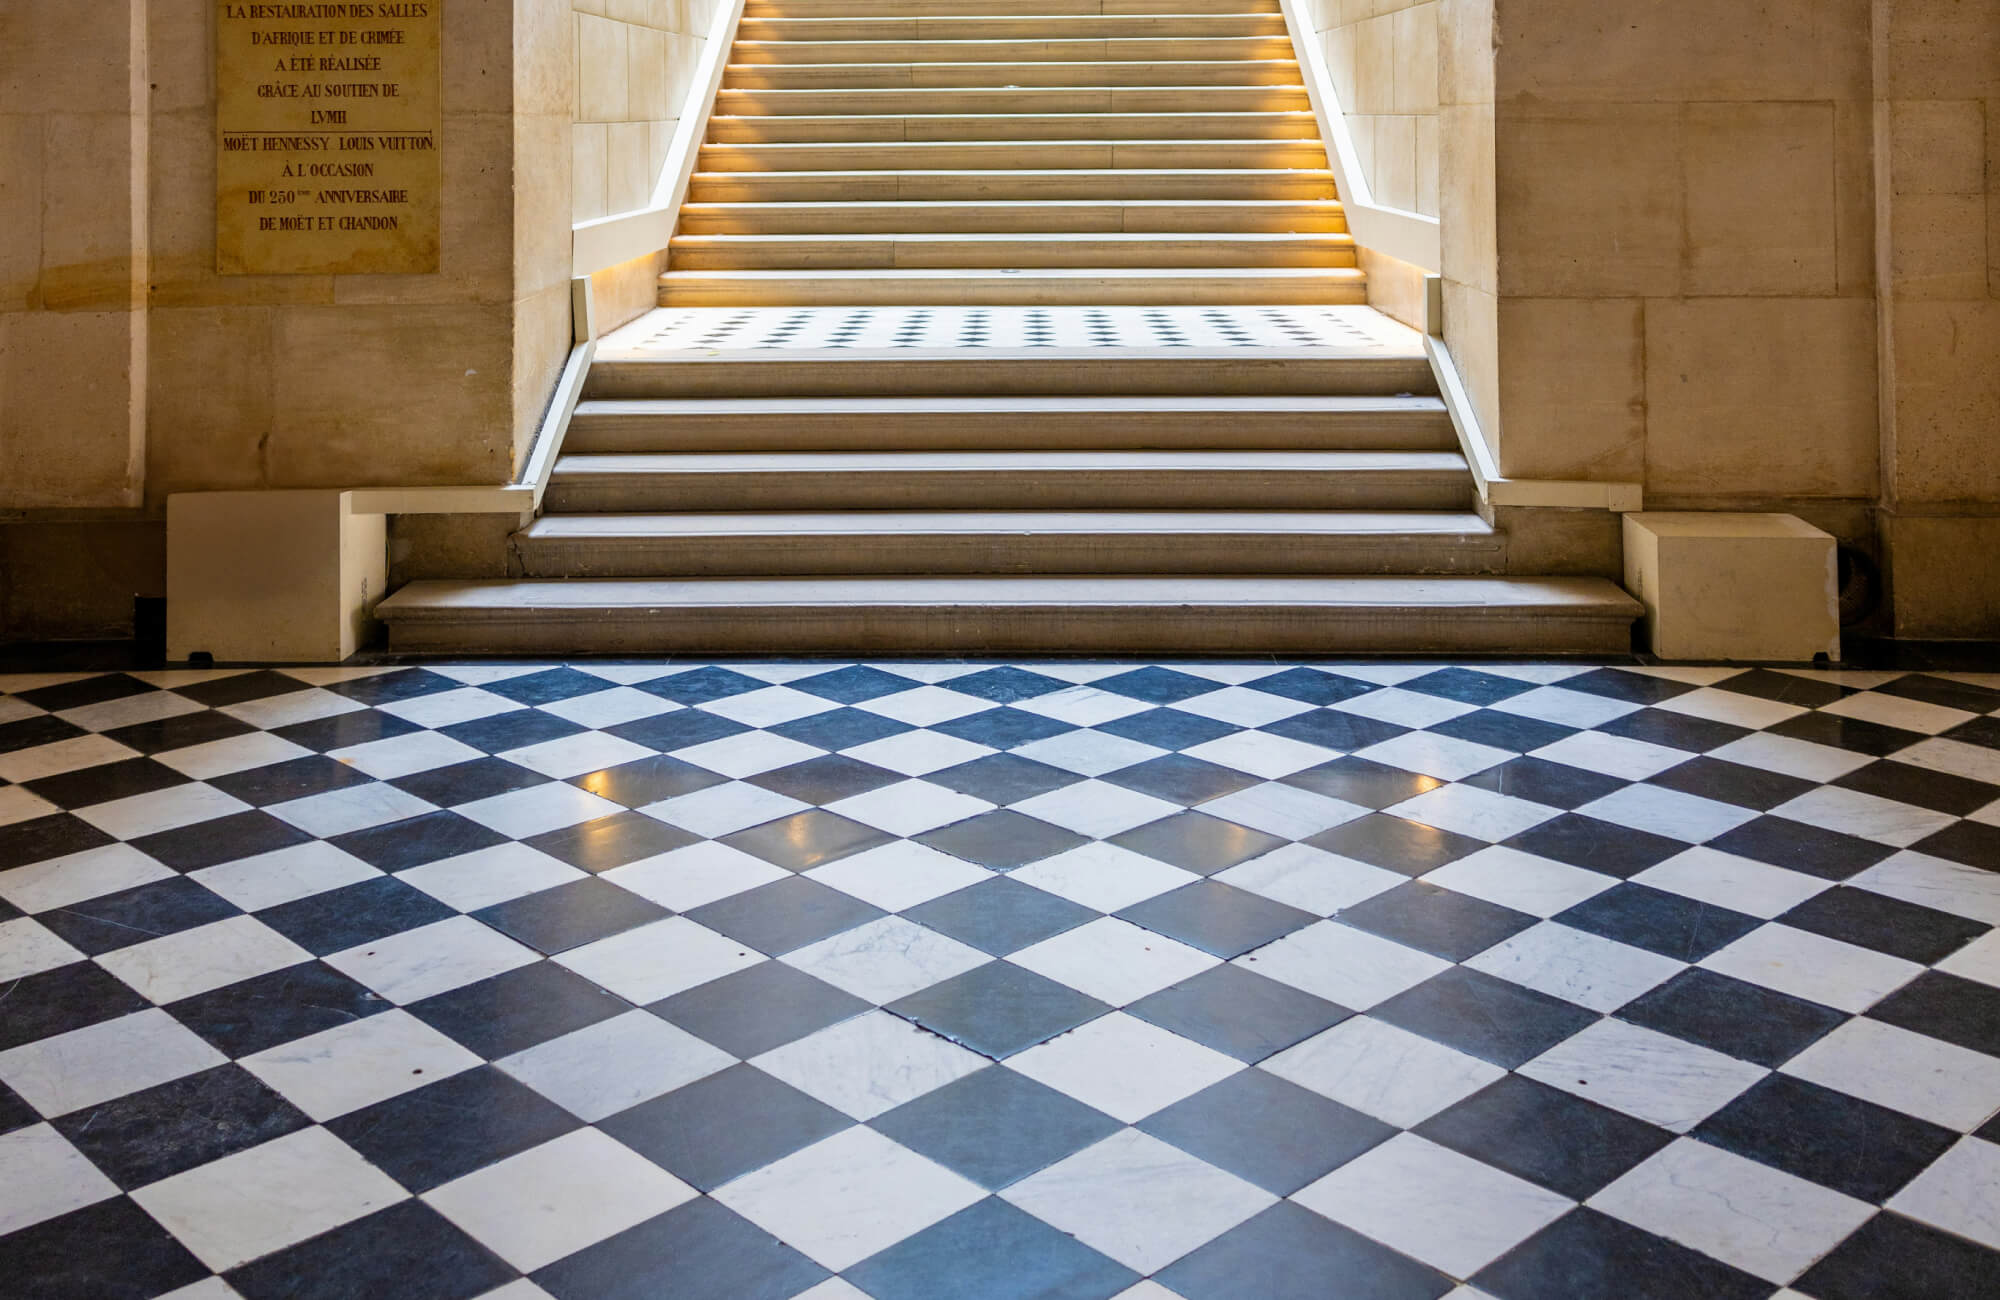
(737, 15), (1290, 40)
(746, 0), (1284, 14)
(696, 140), (1330, 171)
(377, 576), (1643, 655)
(705, 110), (1322, 143)
(723, 60), (1303, 89)
(654, 266), (1369, 306)
(710, 86), (1314, 114)
(666, 232), (1357, 272)
(731, 38), (1297, 65)
(685, 170), (1337, 202)
(674, 198), (1347, 235)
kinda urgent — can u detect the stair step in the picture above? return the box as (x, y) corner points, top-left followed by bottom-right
(736, 14), (1290, 40)
(378, 576), (1644, 655)
(543, 451), (1474, 512)
(743, 0), (1285, 15)
(563, 395), (1454, 452)
(655, 266), (1368, 306)
(667, 232), (1356, 271)
(731, 38), (1298, 65)
(516, 511), (1499, 577)
(725, 59), (1302, 89)
(710, 85), (1313, 115)
(705, 111), (1322, 143)
(675, 199), (1346, 235)
(697, 139), (1329, 171)
(686, 169), (1336, 202)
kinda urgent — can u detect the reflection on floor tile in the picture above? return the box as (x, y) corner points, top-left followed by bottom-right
(2, 660), (2000, 1295)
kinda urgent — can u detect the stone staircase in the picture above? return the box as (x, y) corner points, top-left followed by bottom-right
(377, 0), (1640, 654)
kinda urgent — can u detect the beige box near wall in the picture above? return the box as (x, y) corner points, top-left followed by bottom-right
(1622, 512), (1839, 663)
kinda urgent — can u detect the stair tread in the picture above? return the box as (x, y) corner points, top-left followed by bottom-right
(550, 451), (1469, 474)
(573, 395), (1443, 413)
(671, 231), (1353, 242)
(523, 510), (1494, 538)
(658, 266), (1366, 278)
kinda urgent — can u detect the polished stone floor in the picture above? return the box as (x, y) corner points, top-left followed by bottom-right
(2, 659), (1998, 1299)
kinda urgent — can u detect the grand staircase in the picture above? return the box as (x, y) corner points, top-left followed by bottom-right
(377, 0), (1640, 654)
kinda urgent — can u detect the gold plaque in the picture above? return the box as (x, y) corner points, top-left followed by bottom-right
(216, 2), (442, 275)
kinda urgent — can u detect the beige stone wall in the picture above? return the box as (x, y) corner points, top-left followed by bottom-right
(1307, 0), (1440, 217)
(572, 0), (719, 223)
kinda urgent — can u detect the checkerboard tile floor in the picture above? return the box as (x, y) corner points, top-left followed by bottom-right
(3, 659), (1999, 1299)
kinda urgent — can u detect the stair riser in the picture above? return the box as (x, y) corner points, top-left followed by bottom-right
(705, 113), (1321, 143)
(686, 171), (1337, 202)
(675, 201), (1346, 235)
(697, 141), (1330, 171)
(738, 16), (1289, 40)
(656, 273), (1368, 306)
(744, 0), (1284, 15)
(732, 38), (1298, 65)
(516, 534), (1503, 578)
(667, 238), (1356, 271)
(712, 87), (1313, 115)
(545, 472), (1476, 514)
(388, 607), (1637, 656)
(724, 60), (1303, 89)
(583, 356), (1436, 400)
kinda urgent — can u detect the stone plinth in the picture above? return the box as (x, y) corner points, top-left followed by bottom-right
(1623, 512), (1839, 662)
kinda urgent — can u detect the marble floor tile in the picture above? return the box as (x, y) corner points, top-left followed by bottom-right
(1006, 1013), (1243, 1123)
(1518, 1018), (1769, 1133)
(1263, 1015), (1503, 1127)
(751, 1011), (985, 1120)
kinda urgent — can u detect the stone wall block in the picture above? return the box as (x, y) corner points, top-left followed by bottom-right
(1494, 297), (1645, 481)
(39, 113), (143, 313)
(1889, 99), (1987, 195)
(1886, 300), (2000, 504)
(0, 115), (44, 311)
(1890, 193), (1991, 300)
(1682, 102), (1838, 297)
(1495, 103), (1683, 297)
(577, 13), (631, 123)
(0, 311), (141, 507)
(145, 306), (276, 501)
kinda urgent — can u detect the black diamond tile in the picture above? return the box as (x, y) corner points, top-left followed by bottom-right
(329, 810), (508, 872)
(53, 1064), (311, 1189)
(227, 1199), (513, 1300)
(1595, 706), (1752, 753)
(1947, 714), (2000, 750)
(169, 670), (304, 708)
(1706, 815), (1896, 880)
(327, 1065), (582, 1192)
(525, 810), (699, 873)
(0, 713), (85, 754)
(38, 875), (240, 955)
(1767, 710), (1925, 757)
(0, 812), (116, 871)
(17, 673), (158, 712)
(870, 1066), (1121, 1191)
(1713, 667), (1853, 709)
(746, 753), (902, 804)
(471, 876), (669, 955)
(1403, 667), (1538, 706)
(1501, 813), (1688, 878)
(1646, 756), (1818, 811)
(845, 1197), (1135, 1300)
(1128, 964), (1350, 1063)
(572, 753), (726, 807)
(171, 960), (389, 1058)
(260, 875), (455, 956)
(599, 1063), (852, 1192)
(918, 809), (1088, 870)
(1102, 753), (1262, 806)
(791, 664), (919, 704)
(1616, 967), (1844, 1067)
(1245, 666), (1377, 707)
(902, 876), (1097, 957)
(1117, 879), (1315, 958)
(888, 961), (1106, 1058)
(1429, 708), (1576, 754)
(0, 1197), (208, 1300)
(1141, 1069), (1393, 1196)
(937, 706), (1078, 750)
(1096, 706), (1237, 751)
(1110, 811), (1287, 875)
(473, 667), (610, 705)
(1339, 882), (1538, 963)
(1376, 965), (1599, 1067)
(1261, 708), (1410, 752)
(1094, 666), (1219, 704)
(1693, 1073), (1958, 1203)
(947, 666), (1070, 704)
(534, 1196), (829, 1300)
(1463, 756), (1628, 811)
(927, 752), (1083, 806)
(606, 708), (749, 753)
(768, 705), (913, 750)
(685, 876), (884, 956)
(1835, 758), (2000, 815)
(1777, 886), (1988, 965)
(321, 668), (460, 706)
(1795, 1210), (2000, 1300)
(1559, 668), (1699, 705)
(208, 755), (376, 807)
(648, 960), (868, 1058)
(1877, 672), (2000, 715)
(131, 809), (313, 871)
(1283, 756), (1443, 809)
(641, 666), (768, 704)
(272, 707), (420, 753)
(1913, 818), (2000, 872)
(24, 756), (190, 809)
(407, 960), (626, 1059)
(1159, 1202), (1452, 1300)
(1556, 883), (1762, 962)
(389, 757), (549, 807)
(1474, 1207), (1770, 1300)
(0, 1082), (35, 1135)
(0, 962), (150, 1051)
(1867, 970), (2000, 1057)
(1305, 812), (1485, 876)
(441, 708), (584, 755)
(721, 808), (892, 872)
(1421, 1073), (1675, 1203)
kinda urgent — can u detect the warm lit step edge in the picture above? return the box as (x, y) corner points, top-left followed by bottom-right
(704, 110), (1322, 143)
(667, 232), (1356, 271)
(685, 169), (1337, 202)
(655, 266), (1369, 306)
(729, 37), (1299, 65)
(696, 139), (1330, 171)
(744, 0), (1284, 15)
(710, 85), (1313, 115)
(720, 58), (1303, 88)
(674, 199), (1347, 235)
(736, 14), (1291, 40)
